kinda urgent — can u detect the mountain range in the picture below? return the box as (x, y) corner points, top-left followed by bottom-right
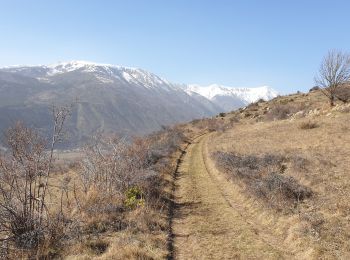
(0, 61), (278, 146)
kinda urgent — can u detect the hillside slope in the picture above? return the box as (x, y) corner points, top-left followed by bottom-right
(171, 90), (350, 259)
(0, 62), (222, 146)
(0, 61), (278, 147)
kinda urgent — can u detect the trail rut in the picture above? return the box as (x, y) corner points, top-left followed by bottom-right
(171, 133), (293, 259)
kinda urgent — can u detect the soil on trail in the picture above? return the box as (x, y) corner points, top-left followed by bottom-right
(171, 133), (292, 260)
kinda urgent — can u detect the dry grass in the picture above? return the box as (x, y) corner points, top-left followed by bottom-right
(0, 124), (189, 259)
(172, 134), (287, 259)
(299, 120), (319, 129)
(209, 93), (350, 258)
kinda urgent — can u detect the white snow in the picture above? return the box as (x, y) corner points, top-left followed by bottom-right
(1, 61), (279, 104)
(186, 84), (279, 104)
(44, 61), (172, 90)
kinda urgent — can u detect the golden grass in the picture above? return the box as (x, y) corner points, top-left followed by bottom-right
(208, 92), (350, 259)
(36, 154), (173, 259)
(29, 90), (350, 259)
(172, 134), (288, 259)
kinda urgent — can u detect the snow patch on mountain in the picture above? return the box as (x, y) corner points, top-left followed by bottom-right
(186, 84), (279, 105)
(1, 61), (175, 91)
(1, 61), (279, 111)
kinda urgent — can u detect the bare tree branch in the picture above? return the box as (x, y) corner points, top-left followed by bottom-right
(315, 50), (350, 106)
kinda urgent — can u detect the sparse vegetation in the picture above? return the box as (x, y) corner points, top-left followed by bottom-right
(0, 108), (188, 258)
(265, 103), (305, 120)
(0, 105), (71, 258)
(334, 83), (350, 103)
(213, 151), (312, 209)
(1, 70), (349, 258)
(299, 120), (319, 129)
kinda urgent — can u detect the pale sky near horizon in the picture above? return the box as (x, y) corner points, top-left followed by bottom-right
(1, 0), (350, 93)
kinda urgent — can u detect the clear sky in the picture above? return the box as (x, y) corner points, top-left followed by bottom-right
(1, 0), (350, 93)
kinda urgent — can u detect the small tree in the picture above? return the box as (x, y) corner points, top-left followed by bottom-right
(315, 50), (350, 106)
(0, 104), (71, 255)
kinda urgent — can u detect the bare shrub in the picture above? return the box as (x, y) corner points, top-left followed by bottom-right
(290, 155), (309, 171)
(266, 104), (292, 120)
(85, 239), (109, 255)
(205, 118), (225, 132)
(213, 151), (312, 209)
(334, 84), (350, 103)
(229, 116), (240, 123)
(263, 173), (312, 201)
(265, 103), (303, 120)
(299, 121), (319, 130)
(309, 86), (320, 92)
(340, 106), (350, 113)
(80, 135), (150, 196)
(79, 126), (186, 223)
(0, 105), (71, 256)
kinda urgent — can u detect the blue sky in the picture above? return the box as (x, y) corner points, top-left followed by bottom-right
(1, 0), (350, 93)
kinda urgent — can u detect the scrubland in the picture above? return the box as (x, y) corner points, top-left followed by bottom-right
(0, 89), (349, 259)
(204, 90), (350, 258)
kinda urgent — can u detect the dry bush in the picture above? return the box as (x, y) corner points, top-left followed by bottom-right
(205, 118), (226, 132)
(265, 103), (305, 121)
(255, 172), (312, 202)
(82, 238), (110, 256)
(229, 115), (240, 124)
(334, 84), (350, 103)
(213, 151), (312, 209)
(340, 106), (350, 113)
(78, 126), (185, 232)
(299, 121), (319, 130)
(80, 135), (151, 195)
(0, 105), (72, 258)
(309, 86), (320, 92)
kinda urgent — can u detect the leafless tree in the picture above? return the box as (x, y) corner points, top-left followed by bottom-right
(0, 104), (71, 254)
(80, 134), (151, 195)
(315, 50), (350, 106)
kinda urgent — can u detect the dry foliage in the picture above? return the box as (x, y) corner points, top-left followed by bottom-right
(265, 103), (305, 121)
(0, 105), (71, 258)
(334, 84), (350, 103)
(213, 151), (312, 210)
(299, 121), (319, 130)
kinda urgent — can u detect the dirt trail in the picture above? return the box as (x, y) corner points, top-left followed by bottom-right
(171, 133), (292, 259)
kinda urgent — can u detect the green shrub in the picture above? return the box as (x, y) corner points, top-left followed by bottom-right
(125, 187), (144, 209)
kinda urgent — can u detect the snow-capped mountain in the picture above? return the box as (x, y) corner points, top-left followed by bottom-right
(0, 61), (222, 146)
(3, 61), (177, 91)
(0, 61), (278, 146)
(185, 84), (279, 111)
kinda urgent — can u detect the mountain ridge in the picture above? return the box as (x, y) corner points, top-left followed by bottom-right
(0, 61), (278, 146)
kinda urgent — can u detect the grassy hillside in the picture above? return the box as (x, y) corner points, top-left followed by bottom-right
(189, 90), (350, 258)
(1, 89), (349, 259)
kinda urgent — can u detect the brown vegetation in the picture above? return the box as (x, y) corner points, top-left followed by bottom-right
(208, 91), (350, 258)
(315, 50), (350, 106)
(0, 107), (188, 258)
(0, 105), (71, 258)
(213, 151), (312, 210)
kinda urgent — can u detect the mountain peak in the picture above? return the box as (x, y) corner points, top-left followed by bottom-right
(186, 84), (279, 105)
